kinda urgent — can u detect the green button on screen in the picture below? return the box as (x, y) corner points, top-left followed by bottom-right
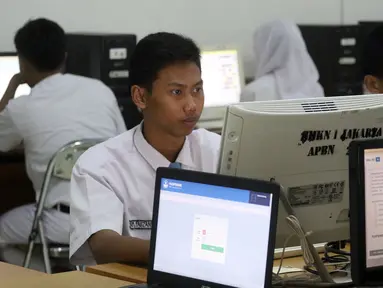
(201, 244), (224, 253)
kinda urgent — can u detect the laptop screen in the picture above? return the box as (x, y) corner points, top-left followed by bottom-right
(153, 178), (273, 288)
(364, 148), (383, 269)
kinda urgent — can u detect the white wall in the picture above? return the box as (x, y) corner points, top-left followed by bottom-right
(0, 0), (341, 76)
(343, 0), (383, 24)
(1, 0), (381, 76)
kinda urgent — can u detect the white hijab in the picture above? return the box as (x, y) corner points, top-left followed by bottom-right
(252, 20), (324, 100)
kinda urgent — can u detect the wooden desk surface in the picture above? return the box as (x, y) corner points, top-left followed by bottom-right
(86, 263), (147, 283)
(86, 244), (351, 283)
(273, 255), (306, 268)
(0, 261), (46, 279)
(4, 271), (133, 288)
(273, 244), (350, 273)
(85, 256), (306, 284)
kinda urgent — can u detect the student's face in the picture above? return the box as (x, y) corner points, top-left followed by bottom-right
(364, 75), (383, 94)
(132, 62), (204, 137)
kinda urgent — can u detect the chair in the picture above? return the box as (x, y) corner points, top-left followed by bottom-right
(23, 139), (104, 273)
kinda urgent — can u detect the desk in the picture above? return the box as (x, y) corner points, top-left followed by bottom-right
(273, 244), (350, 270)
(85, 256), (320, 284)
(1, 261), (47, 287)
(86, 244), (350, 283)
(0, 151), (35, 215)
(86, 263), (147, 283)
(0, 263), (133, 288)
(19, 271), (132, 288)
(0, 261), (46, 279)
(85, 257), (306, 284)
(274, 256), (305, 269)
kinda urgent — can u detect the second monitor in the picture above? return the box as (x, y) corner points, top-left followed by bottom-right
(198, 49), (243, 132)
(201, 49), (242, 107)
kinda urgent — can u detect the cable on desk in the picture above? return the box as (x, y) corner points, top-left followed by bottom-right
(322, 254), (349, 266)
(285, 215), (315, 265)
(276, 183), (334, 283)
(318, 242), (350, 271)
(275, 233), (294, 276)
(275, 213), (352, 282)
(324, 242), (350, 260)
(273, 188), (352, 286)
(276, 214), (315, 277)
(303, 263), (349, 277)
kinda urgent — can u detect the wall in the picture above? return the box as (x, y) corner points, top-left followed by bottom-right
(343, 0), (383, 24)
(0, 0), (382, 76)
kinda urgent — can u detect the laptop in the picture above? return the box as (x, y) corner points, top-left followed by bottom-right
(127, 167), (280, 288)
(349, 139), (383, 286)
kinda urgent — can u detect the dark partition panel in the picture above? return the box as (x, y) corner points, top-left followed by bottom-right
(0, 152), (35, 215)
(299, 25), (362, 96)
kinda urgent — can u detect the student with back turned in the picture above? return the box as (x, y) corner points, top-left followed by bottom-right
(69, 32), (221, 265)
(0, 18), (126, 270)
(362, 25), (383, 94)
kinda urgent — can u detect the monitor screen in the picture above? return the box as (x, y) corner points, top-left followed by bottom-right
(153, 178), (273, 288)
(0, 55), (30, 101)
(201, 49), (241, 107)
(364, 148), (383, 269)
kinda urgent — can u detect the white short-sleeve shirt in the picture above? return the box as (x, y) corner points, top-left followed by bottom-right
(69, 123), (221, 265)
(0, 73), (126, 207)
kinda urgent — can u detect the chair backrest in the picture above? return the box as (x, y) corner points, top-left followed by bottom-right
(52, 140), (101, 180)
(36, 139), (104, 213)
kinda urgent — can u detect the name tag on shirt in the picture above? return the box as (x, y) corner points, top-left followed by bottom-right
(129, 220), (152, 230)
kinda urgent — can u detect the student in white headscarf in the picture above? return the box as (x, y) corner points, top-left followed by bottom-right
(241, 20), (324, 102)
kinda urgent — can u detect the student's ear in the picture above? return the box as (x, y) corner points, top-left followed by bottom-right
(131, 85), (148, 110)
(60, 52), (68, 73)
(364, 75), (383, 94)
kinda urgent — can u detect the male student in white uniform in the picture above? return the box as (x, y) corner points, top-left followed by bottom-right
(0, 18), (126, 270)
(69, 32), (221, 265)
(362, 25), (383, 94)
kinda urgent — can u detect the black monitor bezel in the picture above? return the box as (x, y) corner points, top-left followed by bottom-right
(148, 167), (280, 288)
(0, 52), (17, 56)
(349, 139), (383, 285)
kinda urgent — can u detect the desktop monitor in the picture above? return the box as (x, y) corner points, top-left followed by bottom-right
(218, 94), (383, 250)
(0, 53), (30, 101)
(349, 139), (383, 285)
(198, 49), (243, 132)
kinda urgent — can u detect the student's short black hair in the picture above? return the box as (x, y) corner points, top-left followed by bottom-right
(14, 18), (66, 72)
(362, 25), (383, 78)
(129, 32), (201, 91)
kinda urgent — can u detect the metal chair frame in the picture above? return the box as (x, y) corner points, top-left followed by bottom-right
(23, 139), (103, 273)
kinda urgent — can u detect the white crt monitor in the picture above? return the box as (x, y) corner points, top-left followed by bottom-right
(218, 94), (383, 248)
(0, 53), (30, 101)
(198, 49), (243, 132)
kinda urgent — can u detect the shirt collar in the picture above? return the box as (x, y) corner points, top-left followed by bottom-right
(31, 73), (63, 92)
(133, 122), (196, 171)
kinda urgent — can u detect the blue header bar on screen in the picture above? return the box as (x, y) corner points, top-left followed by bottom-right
(160, 178), (271, 207)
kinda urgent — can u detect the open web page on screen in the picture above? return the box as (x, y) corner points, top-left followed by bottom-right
(365, 148), (383, 268)
(201, 50), (241, 107)
(0, 56), (30, 101)
(153, 178), (273, 288)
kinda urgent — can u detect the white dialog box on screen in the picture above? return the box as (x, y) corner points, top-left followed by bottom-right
(191, 214), (229, 264)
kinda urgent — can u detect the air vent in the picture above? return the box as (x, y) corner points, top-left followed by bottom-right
(301, 101), (338, 113)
